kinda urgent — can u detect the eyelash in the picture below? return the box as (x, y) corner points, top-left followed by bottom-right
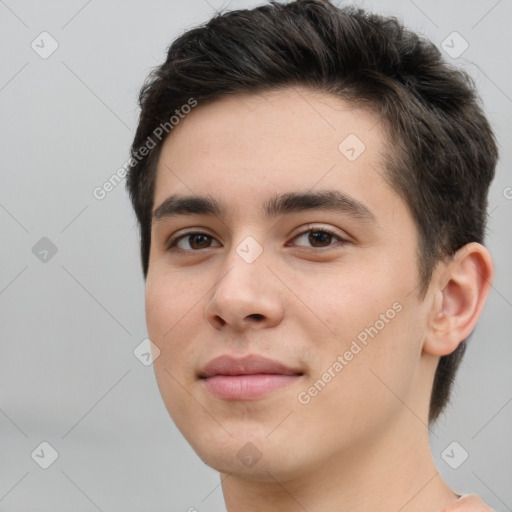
(166, 226), (347, 253)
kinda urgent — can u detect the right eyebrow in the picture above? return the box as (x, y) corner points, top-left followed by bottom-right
(152, 194), (224, 223)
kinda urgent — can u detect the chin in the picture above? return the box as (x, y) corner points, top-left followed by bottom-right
(184, 425), (314, 483)
(199, 451), (299, 482)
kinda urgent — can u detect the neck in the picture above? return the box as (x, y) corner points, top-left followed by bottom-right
(220, 413), (458, 512)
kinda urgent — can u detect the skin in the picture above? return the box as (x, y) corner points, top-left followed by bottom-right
(145, 87), (494, 512)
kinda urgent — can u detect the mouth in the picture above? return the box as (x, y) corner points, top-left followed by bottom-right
(198, 354), (304, 400)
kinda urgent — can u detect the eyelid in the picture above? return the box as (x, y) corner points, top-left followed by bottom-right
(293, 223), (344, 236)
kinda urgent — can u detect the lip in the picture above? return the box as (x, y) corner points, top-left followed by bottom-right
(199, 354), (303, 400)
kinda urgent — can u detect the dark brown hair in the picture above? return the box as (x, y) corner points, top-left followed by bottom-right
(126, 0), (498, 423)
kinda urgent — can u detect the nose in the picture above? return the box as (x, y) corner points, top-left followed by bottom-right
(204, 246), (285, 332)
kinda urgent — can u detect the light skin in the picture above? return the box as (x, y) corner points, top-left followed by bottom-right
(144, 87), (493, 512)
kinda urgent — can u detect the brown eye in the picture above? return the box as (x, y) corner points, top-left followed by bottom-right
(187, 233), (212, 249)
(169, 232), (220, 251)
(292, 228), (345, 249)
(308, 230), (334, 247)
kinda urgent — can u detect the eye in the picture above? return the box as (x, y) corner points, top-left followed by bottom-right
(167, 232), (221, 251)
(166, 226), (347, 253)
(290, 226), (347, 249)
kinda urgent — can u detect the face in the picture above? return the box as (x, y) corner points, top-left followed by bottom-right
(145, 87), (434, 481)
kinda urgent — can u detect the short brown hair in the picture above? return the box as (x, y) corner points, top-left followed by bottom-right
(126, 0), (498, 423)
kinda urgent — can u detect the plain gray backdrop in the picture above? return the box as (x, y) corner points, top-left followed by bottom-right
(1, 0), (511, 511)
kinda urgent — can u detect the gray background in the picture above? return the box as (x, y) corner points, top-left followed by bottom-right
(1, 0), (511, 511)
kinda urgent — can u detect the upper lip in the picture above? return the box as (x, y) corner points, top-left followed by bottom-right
(199, 354), (303, 378)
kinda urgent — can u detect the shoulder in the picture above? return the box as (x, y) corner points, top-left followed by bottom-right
(442, 494), (494, 512)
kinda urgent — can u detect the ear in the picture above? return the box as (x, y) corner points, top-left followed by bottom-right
(422, 243), (494, 357)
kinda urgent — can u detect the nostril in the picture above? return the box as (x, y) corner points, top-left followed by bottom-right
(248, 313), (265, 321)
(213, 315), (226, 327)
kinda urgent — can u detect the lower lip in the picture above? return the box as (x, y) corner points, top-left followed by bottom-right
(202, 374), (301, 400)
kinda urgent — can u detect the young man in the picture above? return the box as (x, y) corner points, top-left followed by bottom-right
(126, 1), (498, 510)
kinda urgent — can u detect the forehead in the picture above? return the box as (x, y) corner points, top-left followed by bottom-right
(153, 87), (401, 224)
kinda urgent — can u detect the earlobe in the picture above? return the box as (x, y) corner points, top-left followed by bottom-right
(423, 243), (494, 357)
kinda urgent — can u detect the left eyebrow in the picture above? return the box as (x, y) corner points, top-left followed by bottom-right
(263, 189), (377, 225)
(152, 189), (378, 226)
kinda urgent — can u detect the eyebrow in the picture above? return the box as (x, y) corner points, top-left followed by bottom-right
(152, 189), (377, 225)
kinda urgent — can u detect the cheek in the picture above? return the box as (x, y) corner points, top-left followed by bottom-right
(145, 274), (205, 422)
(305, 271), (422, 402)
(145, 278), (171, 345)
(144, 272), (205, 375)
(146, 270), (197, 338)
(298, 307), (422, 448)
